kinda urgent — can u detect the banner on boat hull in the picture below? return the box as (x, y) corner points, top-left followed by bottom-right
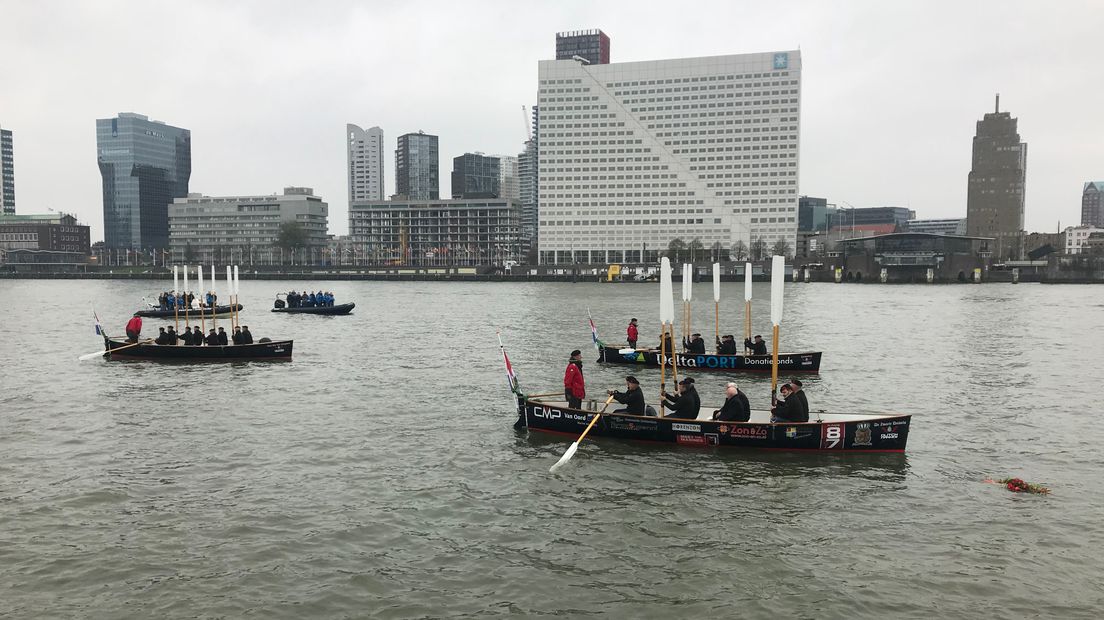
(598, 346), (821, 372)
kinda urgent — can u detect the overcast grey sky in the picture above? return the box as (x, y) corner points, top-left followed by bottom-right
(1, 0), (1101, 240)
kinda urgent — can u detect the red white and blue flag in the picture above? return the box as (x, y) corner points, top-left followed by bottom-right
(93, 310), (103, 336)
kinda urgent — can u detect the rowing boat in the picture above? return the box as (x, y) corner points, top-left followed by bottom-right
(516, 394), (909, 452)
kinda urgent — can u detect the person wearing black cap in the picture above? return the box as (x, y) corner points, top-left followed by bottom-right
(563, 349), (586, 409)
(683, 333), (706, 354)
(217, 327), (228, 345)
(716, 334), (738, 354)
(788, 378), (809, 422)
(205, 328), (219, 346)
(744, 335), (768, 355)
(240, 326), (253, 344)
(166, 326), (178, 345)
(154, 327), (170, 345)
(608, 376), (646, 415)
(661, 377), (701, 419)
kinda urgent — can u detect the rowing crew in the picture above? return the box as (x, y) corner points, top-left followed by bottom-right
(566, 347), (809, 422)
(124, 316), (255, 346)
(150, 326), (254, 345)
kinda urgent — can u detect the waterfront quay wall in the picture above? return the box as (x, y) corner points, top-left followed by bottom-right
(1, 258), (1098, 283)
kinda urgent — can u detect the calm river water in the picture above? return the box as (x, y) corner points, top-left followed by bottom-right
(1, 278), (1102, 618)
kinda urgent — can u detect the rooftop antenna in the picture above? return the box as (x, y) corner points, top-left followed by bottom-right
(995, 93), (1000, 113)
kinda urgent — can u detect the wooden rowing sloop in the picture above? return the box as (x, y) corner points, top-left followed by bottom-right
(517, 393), (911, 452)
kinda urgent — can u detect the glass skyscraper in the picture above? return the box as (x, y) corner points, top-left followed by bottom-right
(395, 132), (438, 200)
(97, 113), (191, 248)
(451, 153), (500, 199)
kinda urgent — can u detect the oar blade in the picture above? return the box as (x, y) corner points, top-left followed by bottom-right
(78, 350), (106, 361)
(549, 442), (580, 472)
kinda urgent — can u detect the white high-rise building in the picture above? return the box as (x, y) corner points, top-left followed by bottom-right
(347, 124), (384, 203)
(536, 50), (801, 264)
(497, 155), (520, 202)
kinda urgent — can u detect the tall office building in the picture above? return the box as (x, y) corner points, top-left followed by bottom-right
(555, 29), (610, 65)
(347, 124), (385, 203)
(966, 95), (1027, 260)
(97, 113), (191, 249)
(537, 50), (802, 265)
(1082, 181), (1104, 227)
(395, 131), (439, 200)
(497, 155), (520, 202)
(451, 153), (500, 199)
(1, 127), (14, 214)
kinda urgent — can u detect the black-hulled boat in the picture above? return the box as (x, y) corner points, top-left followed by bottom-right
(597, 344), (821, 373)
(272, 302), (355, 315)
(516, 394), (909, 452)
(134, 304), (242, 319)
(101, 333), (292, 361)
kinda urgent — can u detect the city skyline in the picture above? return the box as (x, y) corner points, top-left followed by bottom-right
(1, 1), (1102, 241)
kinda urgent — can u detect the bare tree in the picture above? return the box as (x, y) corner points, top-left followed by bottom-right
(749, 236), (768, 261)
(770, 239), (793, 258)
(731, 240), (749, 261)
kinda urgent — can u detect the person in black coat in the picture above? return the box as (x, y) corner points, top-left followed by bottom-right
(683, 333), (706, 354)
(205, 329), (219, 346)
(609, 376), (646, 415)
(662, 377), (701, 419)
(154, 327), (171, 345)
(745, 335), (768, 355)
(771, 384), (806, 423)
(217, 327), (228, 345)
(789, 378), (810, 421)
(716, 334), (738, 354)
(240, 326), (253, 344)
(713, 383), (751, 421)
(181, 327), (193, 346)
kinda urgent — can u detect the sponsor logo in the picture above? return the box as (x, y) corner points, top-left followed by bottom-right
(609, 419), (657, 431)
(705, 433), (720, 446)
(853, 423), (873, 446)
(821, 423), (843, 449)
(533, 406), (591, 423)
(676, 434), (707, 445)
(671, 423), (701, 432)
(785, 427), (797, 438)
(718, 425), (728, 434)
(801, 355), (813, 365)
(729, 425), (768, 439)
(880, 433), (899, 440)
(873, 420), (906, 429)
(774, 52), (789, 69)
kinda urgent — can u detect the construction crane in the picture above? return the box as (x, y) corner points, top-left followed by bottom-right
(521, 105), (532, 142)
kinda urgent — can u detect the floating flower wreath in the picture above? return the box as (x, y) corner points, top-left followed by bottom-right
(984, 477), (1050, 495)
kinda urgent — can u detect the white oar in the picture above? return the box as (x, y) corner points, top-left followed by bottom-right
(549, 394), (615, 473)
(713, 262), (721, 346)
(744, 261), (753, 352)
(659, 257), (676, 408)
(79, 339), (151, 360)
(769, 254), (785, 396)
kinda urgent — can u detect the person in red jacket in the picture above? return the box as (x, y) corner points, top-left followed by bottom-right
(124, 315), (143, 343)
(626, 318), (639, 349)
(563, 349), (586, 409)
